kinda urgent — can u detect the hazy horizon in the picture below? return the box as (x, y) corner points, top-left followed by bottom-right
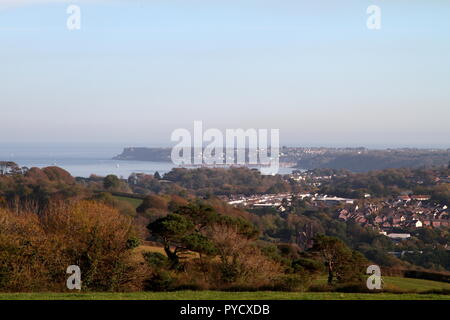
(1, 142), (449, 151)
(1, 0), (449, 147)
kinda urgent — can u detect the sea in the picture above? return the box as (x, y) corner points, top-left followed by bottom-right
(0, 144), (295, 178)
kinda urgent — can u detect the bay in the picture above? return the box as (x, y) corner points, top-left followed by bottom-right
(0, 143), (295, 178)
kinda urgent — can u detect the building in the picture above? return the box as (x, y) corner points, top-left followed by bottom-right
(387, 233), (411, 240)
(411, 195), (431, 201)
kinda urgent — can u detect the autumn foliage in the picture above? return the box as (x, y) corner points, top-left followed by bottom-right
(0, 201), (145, 292)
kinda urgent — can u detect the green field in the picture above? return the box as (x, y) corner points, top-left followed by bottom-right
(113, 195), (143, 209)
(0, 291), (449, 300)
(383, 276), (450, 292)
(313, 276), (450, 293)
(1, 277), (449, 300)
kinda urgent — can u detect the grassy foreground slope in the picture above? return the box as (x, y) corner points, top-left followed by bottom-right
(1, 277), (449, 300)
(0, 291), (449, 300)
(312, 276), (450, 292)
(383, 276), (450, 292)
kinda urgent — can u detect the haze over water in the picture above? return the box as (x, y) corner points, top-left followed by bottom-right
(0, 143), (175, 178)
(0, 143), (295, 178)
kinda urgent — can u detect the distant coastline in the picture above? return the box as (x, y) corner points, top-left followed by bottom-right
(113, 147), (450, 172)
(113, 147), (172, 162)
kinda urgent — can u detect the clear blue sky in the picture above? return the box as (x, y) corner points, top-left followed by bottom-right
(1, 0), (449, 148)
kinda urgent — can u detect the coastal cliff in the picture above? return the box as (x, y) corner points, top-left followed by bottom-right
(113, 147), (172, 162)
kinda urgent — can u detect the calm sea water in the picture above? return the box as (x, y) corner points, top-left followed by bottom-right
(0, 144), (294, 178)
(0, 144), (175, 178)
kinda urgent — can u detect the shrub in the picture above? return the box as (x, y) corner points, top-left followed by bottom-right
(144, 271), (175, 291)
(271, 274), (312, 292)
(143, 252), (170, 269)
(0, 201), (146, 292)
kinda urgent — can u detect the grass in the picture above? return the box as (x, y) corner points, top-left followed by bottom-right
(0, 291), (449, 300)
(383, 276), (450, 292)
(1, 277), (449, 300)
(132, 244), (200, 263)
(113, 195), (143, 209)
(131, 245), (167, 263)
(314, 275), (450, 293)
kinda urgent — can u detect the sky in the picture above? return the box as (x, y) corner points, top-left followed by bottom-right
(1, 0), (449, 148)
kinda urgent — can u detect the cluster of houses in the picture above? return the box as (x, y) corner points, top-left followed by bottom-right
(435, 175), (450, 184)
(337, 196), (449, 234)
(227, 192), (356, 212)
(288, 171), (339, 188)
(227, 191), (449, 243)
(227, 193), (294, 210)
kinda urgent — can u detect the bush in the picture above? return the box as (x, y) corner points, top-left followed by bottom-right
(271, 274), (311, 292)
(144, 271), (175, 291)
(404, 270), (450, 283)
(292, 258), (324, 275)
(143, 252), (169, 269)
(0, 201), (146, 292)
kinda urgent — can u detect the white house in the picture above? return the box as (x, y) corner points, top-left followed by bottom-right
(413, 220), (423, 228)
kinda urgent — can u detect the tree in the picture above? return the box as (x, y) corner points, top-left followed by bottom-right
(103, 174), (120, 190)
(0, 161), (19, 175)
(207, 222), (281, 285)
(0, 201), (143, 292)
(147, 203), (258, 269)
(154, 171), (162, 180)
(148, 214), (197, 266)
(147, 205), (219, 268)
(137, 194), (168, 214)
(310, 234), (367, 285)
(432, 184), (450, 206)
